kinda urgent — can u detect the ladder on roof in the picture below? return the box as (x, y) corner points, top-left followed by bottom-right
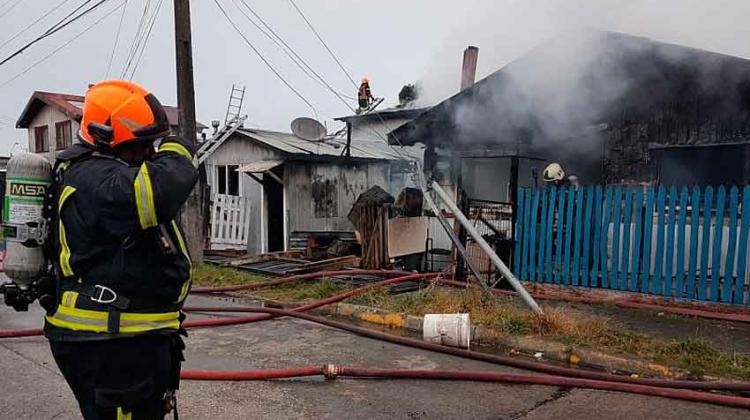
(225, 84), (246, 125)
(196, 115), (248, 165)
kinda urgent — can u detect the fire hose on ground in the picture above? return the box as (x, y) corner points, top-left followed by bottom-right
(2, 271), (750, 408)
(181, 364), (750, 410)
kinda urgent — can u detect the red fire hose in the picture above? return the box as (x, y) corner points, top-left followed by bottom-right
(180, 365), (750, 409)
(436, 279), (750, 324)
(185, 272), (439, 329)
(182, 305), (750, 393)
(4, 272), (750, 408)
(0, 272), (437, 337)
(191, 269), (412, 294)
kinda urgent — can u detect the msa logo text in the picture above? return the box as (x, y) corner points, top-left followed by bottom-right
(10, 182), (46, 197)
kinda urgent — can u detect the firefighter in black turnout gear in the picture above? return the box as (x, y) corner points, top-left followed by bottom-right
(45, 80), (198, 419)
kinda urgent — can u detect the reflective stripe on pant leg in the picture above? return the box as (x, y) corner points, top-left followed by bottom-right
(134, 163), (158, 229)
(117, 407), (132, 420)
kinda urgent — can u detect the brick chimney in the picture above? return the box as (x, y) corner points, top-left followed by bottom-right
(460, 46), (479, 91)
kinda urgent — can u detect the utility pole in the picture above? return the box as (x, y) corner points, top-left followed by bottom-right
(174, 0), (205, 262)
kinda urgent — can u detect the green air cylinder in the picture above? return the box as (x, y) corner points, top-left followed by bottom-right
(3, 153), (52, 289)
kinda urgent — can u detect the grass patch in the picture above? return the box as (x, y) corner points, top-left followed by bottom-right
(192, 264), (346, 302)
(193, 264), (750, 379)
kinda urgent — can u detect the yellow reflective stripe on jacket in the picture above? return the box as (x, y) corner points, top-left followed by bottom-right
(172, 220), (192, 303)
(58, 186), (77, 277)
(61, 291), (78, 308)
(134, 163), (158, 229)
(160, 142), (195, 166)
(117, 407), (132, 420)
(45, 305), (180, 334)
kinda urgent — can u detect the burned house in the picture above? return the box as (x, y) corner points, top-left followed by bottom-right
(391, 30), (750, 197)
(201, 128), (413, 254)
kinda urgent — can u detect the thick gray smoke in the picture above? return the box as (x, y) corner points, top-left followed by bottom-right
(411, 0), (750, 183)
(417, 0), (750, 105)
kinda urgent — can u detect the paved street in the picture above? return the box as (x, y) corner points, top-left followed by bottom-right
(0, 295), (746, 420)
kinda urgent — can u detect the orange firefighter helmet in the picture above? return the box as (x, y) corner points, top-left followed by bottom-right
(79, 80), (170, 149)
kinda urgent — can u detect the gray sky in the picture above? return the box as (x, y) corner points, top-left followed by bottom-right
(1, 0), (749, 154)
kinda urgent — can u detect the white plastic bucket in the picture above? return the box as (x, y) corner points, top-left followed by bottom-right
(422, 313), (471, 349)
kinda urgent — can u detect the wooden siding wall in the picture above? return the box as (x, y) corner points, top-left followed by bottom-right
(204, 137), (284, 255)
(285, 161), (390, 233)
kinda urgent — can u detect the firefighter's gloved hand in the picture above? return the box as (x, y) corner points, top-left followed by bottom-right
(158, 136), (196, 156)
(36, 275), (57, 314)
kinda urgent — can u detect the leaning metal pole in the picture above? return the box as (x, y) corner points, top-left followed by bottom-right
(430, 181), (543, 314)
(421, 189), (489, 293)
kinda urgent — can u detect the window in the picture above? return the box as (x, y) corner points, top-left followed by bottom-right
(34, 126), (49, 152)
(216, 165), (240, 195)
(228, 165), (239, 195)
(55, 121), (72, 150)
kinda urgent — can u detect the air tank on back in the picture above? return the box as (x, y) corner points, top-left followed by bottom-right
(3, 153), (52, 288)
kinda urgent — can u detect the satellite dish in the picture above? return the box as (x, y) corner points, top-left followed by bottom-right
(291, 117), (326, 142)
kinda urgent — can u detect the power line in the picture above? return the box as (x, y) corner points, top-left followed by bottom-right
(120, 0), (153, 77)
(126, 0), (164, 80)
(233, 0), (355, 101)
(105, 0), (128, 77)
(0, 0), (24, 20)
(212, 0), (321, 115)
(0, 0), (109, 68)
(0, 0), (73, 52)
(0, 1), (125, 89)
(287, 0), (358, 89)
(282, 0), (409, 158)
(44, 0), (93, 36)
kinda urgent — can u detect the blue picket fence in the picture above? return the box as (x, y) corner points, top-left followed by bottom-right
(513, 185), (750, 305)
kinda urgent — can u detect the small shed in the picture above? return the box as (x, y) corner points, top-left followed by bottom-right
(202, 128), (413, 254)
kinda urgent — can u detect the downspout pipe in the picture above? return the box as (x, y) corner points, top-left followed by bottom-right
(430, 181), (543, 314)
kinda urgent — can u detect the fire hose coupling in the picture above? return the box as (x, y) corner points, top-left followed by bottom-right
(323, 364), (341, 380)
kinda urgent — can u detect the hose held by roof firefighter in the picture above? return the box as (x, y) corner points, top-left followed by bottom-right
(0, 80), (198, 419)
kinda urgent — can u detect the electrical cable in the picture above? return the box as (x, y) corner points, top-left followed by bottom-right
(43, 0), (93, 36)
(119, 0), (152, 77)
(0, 1), (126, 89)
(232, 0), (355, 101)
(120, 0), (156, 78)
(104, 0), (128, 77)
(0, 0), (23, 20)
(286, 0), (357, 89)
(0, 0), (108, 68)
(126, 0), (164, 80)
(212, 0), (321, 116)
(0, 0), (73, 52)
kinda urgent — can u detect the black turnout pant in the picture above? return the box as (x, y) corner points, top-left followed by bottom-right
(50, 335), (173, 420)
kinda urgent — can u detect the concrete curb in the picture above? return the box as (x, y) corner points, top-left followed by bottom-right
(205, 293), (693, 380)
(317, 302), (693, 380)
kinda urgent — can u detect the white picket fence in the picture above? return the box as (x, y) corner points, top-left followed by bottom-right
(210, 194), (251, 249)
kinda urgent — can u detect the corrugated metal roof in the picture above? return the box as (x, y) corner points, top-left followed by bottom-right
(236, 128), (413, 161)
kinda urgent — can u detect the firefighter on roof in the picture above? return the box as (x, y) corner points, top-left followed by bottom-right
(357, 76), (374, 112)
(45, 80), (198, 419)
